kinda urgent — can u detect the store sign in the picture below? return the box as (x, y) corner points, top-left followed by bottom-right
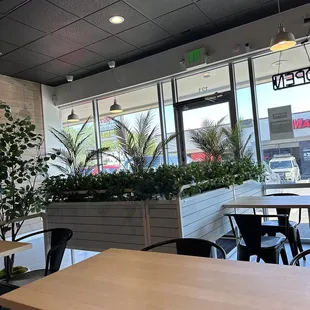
(299, 141), (310, 178)
(268, 105), (294, 140)
(293, 118), (310, 129)
(272, 67), (310, 91)
(185, 47), (206, 68)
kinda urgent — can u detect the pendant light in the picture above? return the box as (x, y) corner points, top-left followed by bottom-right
(108, 60), (122, 114)
(66, 75), (79, 123)
(270, 0), (296, 52)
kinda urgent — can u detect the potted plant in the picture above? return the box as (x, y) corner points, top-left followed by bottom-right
(0, 103), (54, 278)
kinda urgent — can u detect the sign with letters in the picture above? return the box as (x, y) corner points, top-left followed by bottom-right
(184, 47), (206, 69)
(272, 67), (310, 91)
(268, 105), (294, 140)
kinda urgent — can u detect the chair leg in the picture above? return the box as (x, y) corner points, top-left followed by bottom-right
(296, 229), (305, 260)
(288, 229), (299, 259)
(260, 251), (280, 264)
(237, 247), (250, 262)
(280, 247), (289, 265)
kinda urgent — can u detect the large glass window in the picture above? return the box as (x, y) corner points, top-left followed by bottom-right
(97, 85), (165, 172)
(253, 43), (310, 239)
(60, 102), (96, 174)
(176, 66), (230, 101)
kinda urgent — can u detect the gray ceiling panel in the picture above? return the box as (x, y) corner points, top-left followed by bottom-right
(0, 59), (29, 75)
(87, 36), (136, 58)
(124, 0), (193, 19)
(154, 4), (210, 35)
(117, 22), (170, 48)
(36, 59), (80, 75)
(8, 0), (78, 33)
(0, 0), (27, 14)
(2, 48), (52, 66)
(59, 49), (105, 67)
(14, 68), (57, 83)
(0, 41), (19, 55)
(47, 0), (119, 17)
(52, 20), (110, 46)
(0, 18), (45, 46)
(0, 0), (305, 86)
(196, 0), (258, 21)
(86, 1), (148, 34)
(25, 35), (81, 58)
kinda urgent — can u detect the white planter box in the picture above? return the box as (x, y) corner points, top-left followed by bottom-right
(46, 181), (262, 252)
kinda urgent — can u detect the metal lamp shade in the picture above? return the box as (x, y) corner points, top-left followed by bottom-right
(270, 24), (296, 52)
(67, 109), (79, 122)
(110, 99), (123, 114)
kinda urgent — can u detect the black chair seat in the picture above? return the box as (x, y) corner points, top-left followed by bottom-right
(240, 236), (285, 249)
(2, 269), (51, 287)
(262, 220), (297, 228)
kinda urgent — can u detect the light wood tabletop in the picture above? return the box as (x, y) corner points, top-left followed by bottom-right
(1, 248), (310, 310)
(223, 195), (310, 209)
(0, 240), (32, 258)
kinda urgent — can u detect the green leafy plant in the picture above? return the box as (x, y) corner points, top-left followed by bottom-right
(223, 120), (253, 160)
(107, 110), (176, 173)
(49, 117), (108, 176)
(44, 158), (264, 203)
(0, 103), (53, 271)
(189, 117), (228, 162)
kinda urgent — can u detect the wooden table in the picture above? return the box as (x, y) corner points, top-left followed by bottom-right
(223, 195), (310, 209)
(0, 240), (32, 258)
(1, 248), (310, 310)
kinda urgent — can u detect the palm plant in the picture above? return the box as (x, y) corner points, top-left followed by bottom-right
(109, 110), (176, 173)
(49, 118), (108, 176)
(223, 121), (253, 160)
(189, 117), (228, 162)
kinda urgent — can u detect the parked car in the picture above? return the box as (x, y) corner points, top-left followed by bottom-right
(269, 154), (301, 183)
(263, 162), (281, 184)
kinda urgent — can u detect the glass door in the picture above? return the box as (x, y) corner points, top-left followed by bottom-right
(174, 91), (233, 164)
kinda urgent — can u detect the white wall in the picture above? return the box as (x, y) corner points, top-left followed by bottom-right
(41, 84), (62, 175)
(54, 4), (310, 106)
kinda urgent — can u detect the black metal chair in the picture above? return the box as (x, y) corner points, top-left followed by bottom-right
(290, 249), (310, 266)
(2, 228), (73, 288)
(226, 214), (289, 265)
(142, 238), (226, 259)
(261, 193), (304, 260)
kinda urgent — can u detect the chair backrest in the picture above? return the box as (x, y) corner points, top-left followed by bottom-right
(290, 249), (310, 266)
(266, 193), (300, 222)
(230, 214), (263, 250)
(141, 238), (226, 259)
(16, 228), (73, 275)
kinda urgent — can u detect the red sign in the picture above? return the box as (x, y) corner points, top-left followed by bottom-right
(293, 118), (310, 129)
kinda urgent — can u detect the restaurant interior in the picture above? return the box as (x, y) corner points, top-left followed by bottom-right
(0, 0), (310, 309)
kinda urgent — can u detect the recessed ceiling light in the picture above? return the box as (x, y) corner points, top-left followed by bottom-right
(109, 16), (124, 24)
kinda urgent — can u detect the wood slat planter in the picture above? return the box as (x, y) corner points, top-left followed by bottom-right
(46, 180), (263, 252)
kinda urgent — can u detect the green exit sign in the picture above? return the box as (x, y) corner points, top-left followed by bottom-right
(185, 47), (206, 68)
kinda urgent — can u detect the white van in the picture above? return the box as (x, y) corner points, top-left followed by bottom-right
(269, 155), (301, 183)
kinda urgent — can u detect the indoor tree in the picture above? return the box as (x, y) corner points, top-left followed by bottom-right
(0, 102), (53, 276)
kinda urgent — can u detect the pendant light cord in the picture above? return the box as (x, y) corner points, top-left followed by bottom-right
(277, 0), (282, 23)
(278, 51), (282, 74)
(112, 69), (116, 101)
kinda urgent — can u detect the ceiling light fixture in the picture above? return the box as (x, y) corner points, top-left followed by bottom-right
(66, 75), (79, 123)
(270, 0), (296, 52)
(109, 61), (123, 114)
(109, 16), (124, 24)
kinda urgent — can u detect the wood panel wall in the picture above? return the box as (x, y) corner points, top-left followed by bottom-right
(0, 74), (45, 235)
